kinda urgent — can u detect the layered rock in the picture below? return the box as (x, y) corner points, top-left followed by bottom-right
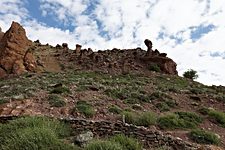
(0, 21), (36, 77)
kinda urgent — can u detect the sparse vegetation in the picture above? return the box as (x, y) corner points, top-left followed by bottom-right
(189, 129), (220, 145)
(109, 105), (122, 114)
(48, 94), (66, 107)
(76, 101), (95, 118)
(183, 69), (198, 80)
(149, 64), (161, 72)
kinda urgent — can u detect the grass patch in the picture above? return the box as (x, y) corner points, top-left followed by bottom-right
(0, 116), (74, 150)
(110, 134), (142, 150)
(158, 112), (203, 129)
(189, 129), (220, 145)
(85, 140), (123, 150)
(48, 94), (66, 107)
(76, 101), (95, 118)
(109, 105), (122, 114)
(123, 111), (157, 127)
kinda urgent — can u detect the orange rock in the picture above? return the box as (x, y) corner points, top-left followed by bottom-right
(0, 21), (36, 77)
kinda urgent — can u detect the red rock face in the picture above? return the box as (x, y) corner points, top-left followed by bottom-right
(0, 21), (36, 77)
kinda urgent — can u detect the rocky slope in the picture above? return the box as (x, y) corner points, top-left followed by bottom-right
(0, 22), (224, 150)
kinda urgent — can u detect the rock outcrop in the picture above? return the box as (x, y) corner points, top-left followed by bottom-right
(59, 40), (178, 75)
(0, 22), (36, 77)
(0, 27), (4, 42)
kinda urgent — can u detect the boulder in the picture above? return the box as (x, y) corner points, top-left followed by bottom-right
(0, 21), (36, 76)
(74, 131), (93, 147)
(0, 67), (7, 78)
(144, 39), (153, 56)
(141, 56), (178, 75)
(75, 44), (82, 54)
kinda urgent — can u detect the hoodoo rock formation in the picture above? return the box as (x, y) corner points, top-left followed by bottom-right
(59, 39), (178, 75)
(0, 22), (36, 77)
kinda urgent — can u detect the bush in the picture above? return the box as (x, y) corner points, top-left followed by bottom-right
(76, 101), (95, 118)
(50, 86), (71, 94)
(199, 108), (225, 128)
(123, 111), (157, 127)
(156, 102), (170, 112)
(208, 110), (225, 127)
(0, 99), (9, 105)
(136, 112), (157, 126)
(158, 112), (202, 129)
(85, 140), (123, 150)
(183, 69), (198, 80)
(149, 64), (161, 72)
(189, 129), (220, 145)
(48, 94), (66, 107)
(0, 116), (74, 150)
(110, 134), (142, 150)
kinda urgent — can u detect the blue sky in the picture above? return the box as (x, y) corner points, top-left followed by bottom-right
(0, 0), (225, 86)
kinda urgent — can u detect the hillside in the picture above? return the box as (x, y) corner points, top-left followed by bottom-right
(0, 22), (225, 150)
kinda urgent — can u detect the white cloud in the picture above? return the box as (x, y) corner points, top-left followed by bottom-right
(1, 0), (225, 85)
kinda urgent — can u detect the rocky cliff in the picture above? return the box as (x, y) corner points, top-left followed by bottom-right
(0, 22), (36, 78)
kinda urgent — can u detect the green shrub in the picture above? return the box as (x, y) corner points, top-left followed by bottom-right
(208, 110), (225, 127)
(50, 86), (71, 94)
(76, 101), (95, 118)
(123, 111), (137, 125)
(0, 99), (9, 105)
(189, 129), (220, 145)
(136, 112), (157, 126)
(109, 105), (122, 114)
(0, 116), (74, 150)
(199, 108), (225, 128)
(183, 69), (198, 80)
(123, 111), (157, 127)
(110, 134), (142, 150)
(149, 64), (161, 72)
(85, 140), (123, 150)
(156, 102), (170, 112)
(158, 112), (202, 129)
(48, 94), (66, 107)
(175, 112), (203, 124)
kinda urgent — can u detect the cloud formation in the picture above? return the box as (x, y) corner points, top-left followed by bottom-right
(0, 0), (225, 85)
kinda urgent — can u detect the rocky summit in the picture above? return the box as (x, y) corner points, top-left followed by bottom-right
(0, 22), (177, 78)
(0, 22), (224, 150)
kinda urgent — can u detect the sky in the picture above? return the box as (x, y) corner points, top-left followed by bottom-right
(0, 0), (225, 86)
